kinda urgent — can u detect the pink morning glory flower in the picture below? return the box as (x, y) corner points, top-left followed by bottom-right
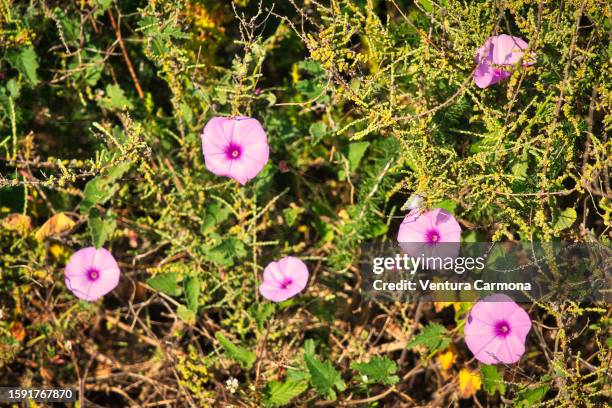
(464, 294), (532, 364)
(201, 116), (270, 185)
(397, 208), (462, 259)
(259, 256), (309, 302)
(474, 34), (535, 88)
(64, 247), (120, 301)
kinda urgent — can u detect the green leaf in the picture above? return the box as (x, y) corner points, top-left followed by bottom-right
(553, 208), (576, 231)
(513, 385), (549, 407)
(176, 304), (196, 324)
(250, 302), (276, 332)
(93, 0), (113, 12)
(433, 200), (457, 214)
(303, 339), (316, 358)
(184, 275), (200, 313)
(146, 272), (181, 296)
(263, 380), (308, 407)
(309, 122), (327, 146)
(511, 156), (529, 180)
(406, 323), (450, 353)
(6, 47), (39, 85)
(88, 208), (117, 248)
(204, 237), (247, 267)
(481, 364), (506, 396)
(202, 202), (230, 233)
(304, 353), (346, 401)
(347, 141), (370, 172)
(286, 368), (310, 383)
(350, 356), (399, 385)
(215, 332), (256, 369)
(338, 142), (370, 180)
(282, 206), (304, 227)
(80, 162), (131, 212)
(98, 84), (134, 111)
(418, 0), (434, 12)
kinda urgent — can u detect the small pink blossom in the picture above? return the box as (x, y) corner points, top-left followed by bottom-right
(474, 34), (534, 88)
(464, 294), (532, 364)
(397, 208), (462, 259)
(259, 256), (309, 302)
(201, 116), (270, 185)
(64, 247), (120, 301)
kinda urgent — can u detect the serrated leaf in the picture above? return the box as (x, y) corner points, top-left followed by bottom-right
(286, 368), (310, 383)
(350, 356), (399, 385)
(513, 385), (549, 407)
(215, 332), (256, 369)
(304, 353), (346, 400)
(80, 162), (131, 212)
(264, 380), (308, 407)
(98, 84), (134, 111)
(406, 323), (450, 353)
(204, 237), (246, 267)
(202, 202), (230, 233)
(303, 339), (316, 358)
(146, 272), (181, 296)
(553, 208), (576, 231)
(184, 275), (200, 313)
(88, 208), (116, 248)
(481, 364), (506, 396)
(309, 122), (327, 146)
(7, 47), (39, 85)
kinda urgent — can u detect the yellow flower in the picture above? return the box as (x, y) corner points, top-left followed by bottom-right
(458, 368), (482, 399)
(437, 349), (456, 371)
(49, 244), (65, 259)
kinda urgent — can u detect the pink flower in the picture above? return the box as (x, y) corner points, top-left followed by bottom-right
(201, 116), (270, 185)
(397, 208), (462, 259)
(64, 247), (120, 301)
(464, 294), (532, 364)
(474, 34), (534, 88)
(259, 256), (309, 302)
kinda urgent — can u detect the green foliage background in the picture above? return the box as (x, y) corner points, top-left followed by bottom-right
(0, 0), (610, 406)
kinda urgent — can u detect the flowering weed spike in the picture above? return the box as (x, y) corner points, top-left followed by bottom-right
(201, 116), (270, 185)
(259, 256), (309, 302)
(64, 247), (120, 301)
(464, 294), (532, 364)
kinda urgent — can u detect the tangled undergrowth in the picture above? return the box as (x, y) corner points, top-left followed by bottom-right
(0, 0), (610, 406)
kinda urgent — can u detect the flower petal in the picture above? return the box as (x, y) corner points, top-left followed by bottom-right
(492, 34), (529, 66)
(474, 62), (496, 88)
(397, 210), (431, 242)
(232, 117), (269, 147)
(204, 151), (233, 178)
(65, 247), (97, 277)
